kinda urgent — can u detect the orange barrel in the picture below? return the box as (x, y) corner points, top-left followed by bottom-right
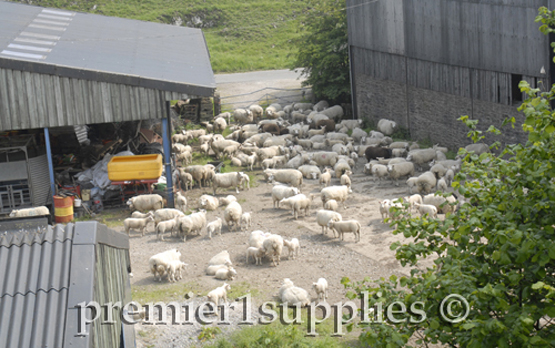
(54, 195), (74, 223)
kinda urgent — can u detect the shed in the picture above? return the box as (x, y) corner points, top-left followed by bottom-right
(0, 1), (217, 211)
(0, 221), (134, 347)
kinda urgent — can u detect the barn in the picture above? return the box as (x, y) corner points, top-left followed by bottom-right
(346, 0), (553, 149)
(0, 1), (216, 214)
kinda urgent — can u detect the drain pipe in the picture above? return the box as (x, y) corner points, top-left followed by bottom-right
(43, 127), (57, 202)
(162, 101), (174, 208)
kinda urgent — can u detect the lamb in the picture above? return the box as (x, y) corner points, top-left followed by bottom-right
(183, 165), (208, 188)
(279, 278), (311, 306)
(307, 125), (326, 137)
(415, 171), (437, 195)
(283, 238), (300, 259)
(246, 247), (265, 265)
(215, 266), (237, 280)
(271, 185), (300, 208)
(403, 194), (423, 214)
(256, 145), (282, 162)
(327, 220), (361, 242)
(265, 103), (283, 118)
(249, 230), (268, 248)
(248, 104), (264, 121)
(377, 119), (397, 135)
(313, 119), (336, 133)
(131, 211), (154, 219)
(318, 167), (332, 188)
(175, 191), (187, 213)
(222, 144), (241, 159)
(413, 203), (438, 218)
(240, 172), (250, 190)
(123, 216), (154, 236)
(365, 147), (392, 162)
(233, 108), (253, 124)
(166, 260), (188, 282)
(149, 249), (181, 282)
(212, 172), (245, 195)
(207, 218), (223, 239)
(320, 185), (350, 209)
(407, 148), (437, 171)
(264, 169), (303, 190)
(199, 194), (220, 211)
(127, 194), (164, 212)
(371, 164), (389, 181)
(324, 199), (339, 211)
(175, 151), (192, 166)
(444, 169), (455, 186)
(437, 177), (448, 192)
(213, 117), (227, 133)
(240, 212), (252, 231)
(313, 278), (328, 301)
(279, 194), (312, 219)
(153, 208), (185, 224)
(176, 169), (193, 191)
(316, 209), (342, 235)
(156, 217), (179, 241)
(245, 153), (258, 171)
(430, 163), (448, 179)
(224, 201), (243, 232)
(422, 193), (458, 214)
(210, 138), (241, 159)
(207, 283), (231, 308)
(378, 200), (392, 222)
(298, 164), (321, 180)
(387, 162), (415, 186)
(219, 195), (237, 207)
(406, 177), (419, 194)
(208, 250), (232, 266)
(340, 170), (352, 192)
(172, 143), (190, 154)
(262, 234), (284, 267)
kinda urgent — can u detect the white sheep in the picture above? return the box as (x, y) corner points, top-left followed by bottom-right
(320, 185), (350, 209)
(177, 168), (194, 191)
(207, 218), (223, 239)
(149, 249), (181, 282)
(9, 206), (50, 217)
(316, 209), (343, 236)
(403, 194), (423, 214)
(156, 217), (179, 241)
(166, 260), (188, 282)
(437, 177), (448, 192)
(127, 194), (164, 212)
(205, 262), (232, 275)
(208, 250), (232, 266)
(327, 220), (361, 242)
(416, 171), (437, 194)
(372, 164), (389, 182)
(213, 172), (245, 195)
(283, 238), (300, 259)
(414, 203), (438, 218)
(319, 105), (344, 122)
(175, 211), (206, 241)
(183, 165), (208, 188)
(264, 169), (303, 190)
(377, 119), (397, 135)
(262, 234), (284, 267)
(271, 185), (300, 208)
(407, 148), (437, 171)
(123, 216), (154, 236)
(233, 108), (253, 124)
(444, 169), (455, 187)
(224, 201), (243, 232)
(313, 100), (329, 112)
(175, 191), (187, 213)
(387, 162), (415, 186)
(313, 278), (328, 301)
(279, 194), (312, 219)
(245, 153), (258, 171)
(422, 193), (458, 214)
(430, 163), (448, 179)
(298, 164), (322, 180)
(207, 283), (231, 309)
(213, 117), (227, 133)
(340, 170), (352, 192)
(199, 195), (220, 211)
(319, 167), (332, 187)
(406, 177), (419, 194)
(464, 143), (490, 155)
(246, 247), (264, 265)
(240, 212), (252, 231)
(215, 266), (237, 280)
(324, 199), (339, 211)
(153, 208), (185, 224)
(311, 151), (338, 168)
(279, 278), (311, 307)
(378, 200), (392, 222)
(249, 230), (269, 248)
(131, 211), (154, 219)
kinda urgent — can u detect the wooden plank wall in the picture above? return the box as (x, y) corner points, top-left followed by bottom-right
(0, 68), (185, 132)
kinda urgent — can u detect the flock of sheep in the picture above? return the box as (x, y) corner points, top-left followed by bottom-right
(122, 100), (489, 309)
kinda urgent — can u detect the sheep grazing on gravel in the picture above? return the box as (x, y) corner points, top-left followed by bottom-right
(208, 250), (232, 267)
(205, 261), (233, 275)
(265, 103), (283, 118)
(387, 162), (415, 186)
(378, 200), (392, 222)
(213, 117), (227, 133)
(149, 249), (181, 282)
(156, 217), (179, 241)
(199, 194), (220, 211)
(436, 178), (448, 192)
(176, 151), (192, 166)
(215, 266), (237, 280)
(153, 208), (185, 225)
(249, 230), (269, 248)
(372, 164), (389, 182)
(407, 148), (437, 171)
(212, 172), (245, 195)
(131, 211), (154, 219)
(406, 177), (418, 194)
(207, 283), (231, 308)
(365, 147), (392, 162)
(340, 170), (352, 192)
(313, 278), (328, 301)
(283, 238), (300, 259)
(245, 153), (258, 171)
(319, 105), (344, 122)
(414, 203), (438, 219)
(444, 169), (455, 187)
(320, 185), (350, 209)
(124, 216), (154, 236)
(240, 212), (253, 231)
(176, 169), (194, 191)
(262, 234), (284, 267)
(316, 209), (342, 235)
(313, 100), (329, 112)
(10, 206), (50, 217)
(319, 167), (332, 187)
(377, 119), (397, 135)
(279, 278), (311, 307)
(311, 151), (339, 168)
(175, 191), (187, 213)
(248, 104), (264, 121)
(264, 169), (303, 191)
(279, 194), (312, 219)
(175, 210), (206, 241)
(219, 195), (237, 207)
(233, 108), (253, 124)
(402, 194), (423, 214)
(415, 171), (437, 195)
(183, 165), (208, 188)
(166, 260), (188, 282)
(271, 185), (300, 208)
(298, 164), (321, 180)
(127, 194), (164, 212)
(430, 163), (448, 179)
(324, 199), (339, 211)
(327, 219), (361, 242)
(246, 247), (264, 265)
(207, 218), (223, 239)
(224, 201), (243, 232)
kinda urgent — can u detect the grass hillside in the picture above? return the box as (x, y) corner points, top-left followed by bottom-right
(12, 0), (308, 72)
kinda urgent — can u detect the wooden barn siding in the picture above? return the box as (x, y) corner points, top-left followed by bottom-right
(347, 0), (550, 77)
(0, 67), (183, 132)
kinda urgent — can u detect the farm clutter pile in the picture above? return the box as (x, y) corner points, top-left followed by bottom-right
(123, 100), (488, 318)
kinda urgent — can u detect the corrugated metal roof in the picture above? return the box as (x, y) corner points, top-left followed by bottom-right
(0, 223), (74, 348)
(0, 1), (216, 96)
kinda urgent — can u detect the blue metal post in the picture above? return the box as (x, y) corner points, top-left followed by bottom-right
(43, 127), (57, 199)
(162, 103), (174, 208)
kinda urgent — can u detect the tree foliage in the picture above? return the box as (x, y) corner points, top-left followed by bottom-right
(342, 8), (555, 347)
(292, 0), (351, 104)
